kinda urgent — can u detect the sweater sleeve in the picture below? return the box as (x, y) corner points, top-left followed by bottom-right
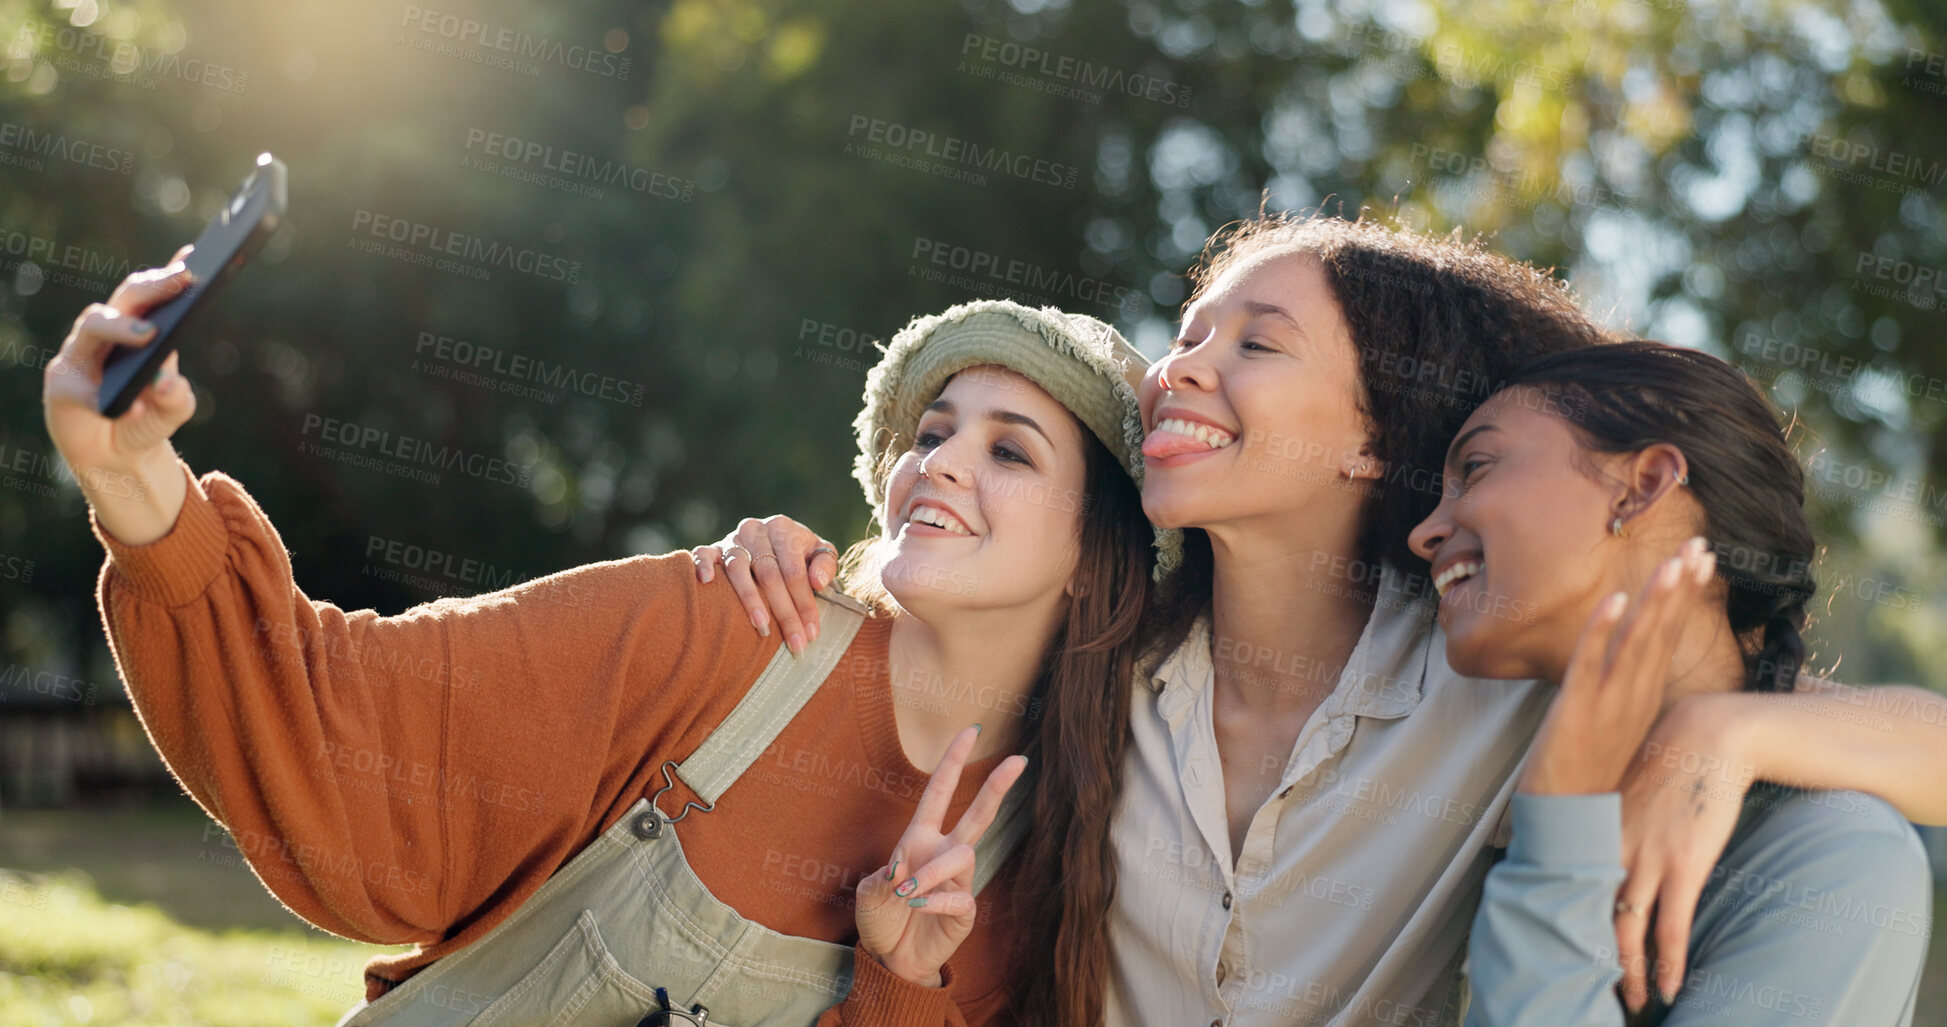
(1463, 792), (1629, 1027)
(91, 458), (773, 948)
(815, 947), (970, 1027)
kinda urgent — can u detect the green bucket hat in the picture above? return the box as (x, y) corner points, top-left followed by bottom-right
(851, 299), (1183, 581)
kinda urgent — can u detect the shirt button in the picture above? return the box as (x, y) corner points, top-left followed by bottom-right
(1210, 1020), (1223, 1027)
(1221, 890), (1233, 910)
(1279, 786), (1293, 799)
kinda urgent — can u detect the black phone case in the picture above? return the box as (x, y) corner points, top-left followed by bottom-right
(98, 153), (287, 418)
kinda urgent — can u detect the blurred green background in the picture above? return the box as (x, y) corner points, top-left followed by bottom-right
(2, 0), (1943, 1021)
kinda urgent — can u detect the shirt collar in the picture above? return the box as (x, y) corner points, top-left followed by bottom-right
(1148, 561), (1438, 722)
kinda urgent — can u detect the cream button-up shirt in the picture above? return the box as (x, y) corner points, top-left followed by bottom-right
(1108, 565), (1552, 1027)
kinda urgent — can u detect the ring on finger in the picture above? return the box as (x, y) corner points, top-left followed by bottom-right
(724, 545), (752, 564)
(754, 553), (780, 567)
(811, 545), (837, 559)
(1615, 898), (1646, 916)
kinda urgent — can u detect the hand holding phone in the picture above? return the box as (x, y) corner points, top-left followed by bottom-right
(97, 152), (286, 417)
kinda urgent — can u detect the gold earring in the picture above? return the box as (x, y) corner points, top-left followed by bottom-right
(1610, 516), (1628, 539)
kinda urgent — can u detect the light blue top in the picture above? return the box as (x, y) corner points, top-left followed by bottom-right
(1465, 784), (1933, 1026)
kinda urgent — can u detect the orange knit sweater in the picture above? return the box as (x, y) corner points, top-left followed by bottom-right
(89, 458), (1019, 1025)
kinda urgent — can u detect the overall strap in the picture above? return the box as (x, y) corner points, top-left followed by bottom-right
(675, 588), (1032, 898)
(674, 589), (871, 804)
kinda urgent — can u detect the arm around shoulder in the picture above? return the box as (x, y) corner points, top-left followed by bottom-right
(1661, 793), (1931, 1025)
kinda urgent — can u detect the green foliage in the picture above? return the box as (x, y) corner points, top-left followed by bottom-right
(1, 0), (1941, 683)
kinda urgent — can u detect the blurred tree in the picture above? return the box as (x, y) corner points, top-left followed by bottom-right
(1, 0), (1941, 698)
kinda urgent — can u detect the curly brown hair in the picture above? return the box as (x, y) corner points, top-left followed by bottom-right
(1148, 212), (1621, 657)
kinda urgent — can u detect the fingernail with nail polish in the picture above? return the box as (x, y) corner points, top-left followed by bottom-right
(885, 860), (898, 881)
(907, 896), (928, 908)
(894, 877), (918, 898)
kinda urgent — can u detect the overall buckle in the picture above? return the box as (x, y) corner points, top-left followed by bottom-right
(629, 761), (717, 841)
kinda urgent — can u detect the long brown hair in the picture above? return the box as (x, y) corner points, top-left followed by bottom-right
(838, 388), (1153, 1027)
(1147, 211), (1620, 665)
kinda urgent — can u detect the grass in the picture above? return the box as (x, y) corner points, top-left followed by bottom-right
(0, 801), (1941, 1024)
(0, 801), (403, 1025)
(0, 869), (392, 1026)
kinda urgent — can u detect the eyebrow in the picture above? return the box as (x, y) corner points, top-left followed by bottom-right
(1444, 424), (1502, 468)
(1242, 300), (1304, 334)
(923, 399), (1053, 447)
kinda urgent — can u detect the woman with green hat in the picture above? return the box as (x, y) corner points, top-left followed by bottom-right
(46, 257), (1159, 1024)
(705, 213), (1947, 1027)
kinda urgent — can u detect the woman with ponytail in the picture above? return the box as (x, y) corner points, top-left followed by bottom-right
(1409, 342), (1938, 1025)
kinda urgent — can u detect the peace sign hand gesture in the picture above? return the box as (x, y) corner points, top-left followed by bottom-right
(855, 725), (1029, 988)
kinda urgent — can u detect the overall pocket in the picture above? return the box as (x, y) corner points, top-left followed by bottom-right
(469, 910), (697, 1027)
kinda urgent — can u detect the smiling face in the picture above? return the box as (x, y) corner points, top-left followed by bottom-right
(1136, 249), (1380, 538)
(1406, 387), (1637, 680)
(878, 364), (1090, 621)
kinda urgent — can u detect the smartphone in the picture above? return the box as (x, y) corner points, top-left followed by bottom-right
(98, 152), (287, 418)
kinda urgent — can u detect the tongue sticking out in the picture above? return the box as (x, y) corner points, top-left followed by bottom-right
(1144, 430), (1218, 459)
